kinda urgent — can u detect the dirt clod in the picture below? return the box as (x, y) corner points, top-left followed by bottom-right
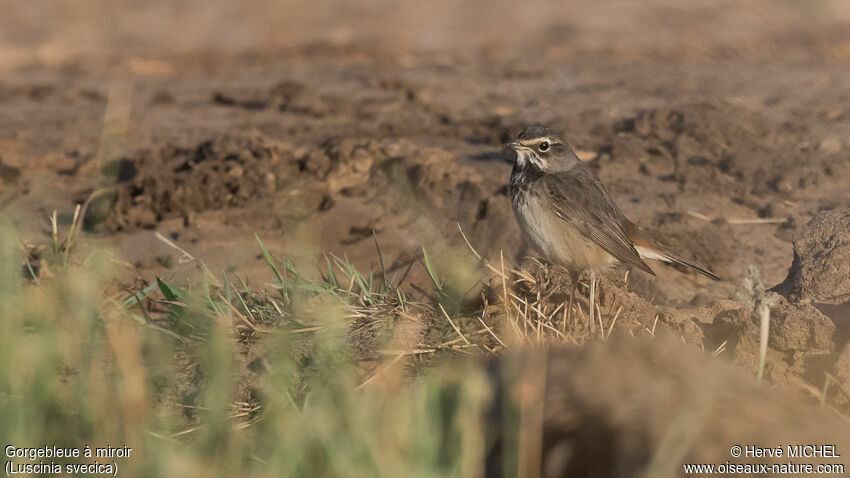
(773, 208), (850, 306)
(107, 133), (297, 230)
(770, 299), (836, 352)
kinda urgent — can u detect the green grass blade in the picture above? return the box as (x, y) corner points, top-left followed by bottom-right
(373, 231), (389, 290)
(156, 277), (188, 303)
(255, 234), (285, 286)
(324, 255), (339, 288)
(123, 281), (158, 308)
(223, 270), (232, 304)
(421, 245), (443, 293)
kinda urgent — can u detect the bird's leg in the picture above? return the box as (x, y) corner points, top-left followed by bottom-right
(589, 271), (596, 333)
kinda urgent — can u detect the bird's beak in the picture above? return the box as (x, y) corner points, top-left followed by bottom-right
(505, 141), (528, 164)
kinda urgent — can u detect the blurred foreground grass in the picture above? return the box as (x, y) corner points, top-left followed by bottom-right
(0, 224), (511, 477)
(4, 211), (846, 477)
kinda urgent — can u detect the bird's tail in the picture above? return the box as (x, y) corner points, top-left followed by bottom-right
(625, 221), (721, 281)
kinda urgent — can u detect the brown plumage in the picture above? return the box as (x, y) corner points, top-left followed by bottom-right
(508, 124), (719, 323)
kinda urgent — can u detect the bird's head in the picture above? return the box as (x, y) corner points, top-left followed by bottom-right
(506, 125), (580, 172)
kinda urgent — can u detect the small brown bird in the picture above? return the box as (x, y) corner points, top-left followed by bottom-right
(508, 125), (719, 326)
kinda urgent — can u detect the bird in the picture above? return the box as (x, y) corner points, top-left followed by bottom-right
(507, 124), (720, 328)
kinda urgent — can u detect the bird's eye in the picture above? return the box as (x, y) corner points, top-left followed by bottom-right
(538, 141), (550, 152)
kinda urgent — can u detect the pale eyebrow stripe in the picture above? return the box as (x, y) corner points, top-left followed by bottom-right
(523, 137), (554, 145)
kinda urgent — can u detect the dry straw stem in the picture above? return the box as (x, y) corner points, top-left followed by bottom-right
(606, 305), (623, 339)
(48, 205), (82, 266)
(738, 265), (778, 381)
(476, 308), (508, 350)
(155, 231), (196, 263)
(439, 303), (471, 346)
(687, 210), (788, 225)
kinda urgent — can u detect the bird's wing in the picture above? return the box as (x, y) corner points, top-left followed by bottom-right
(542, 169), (655, 275)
